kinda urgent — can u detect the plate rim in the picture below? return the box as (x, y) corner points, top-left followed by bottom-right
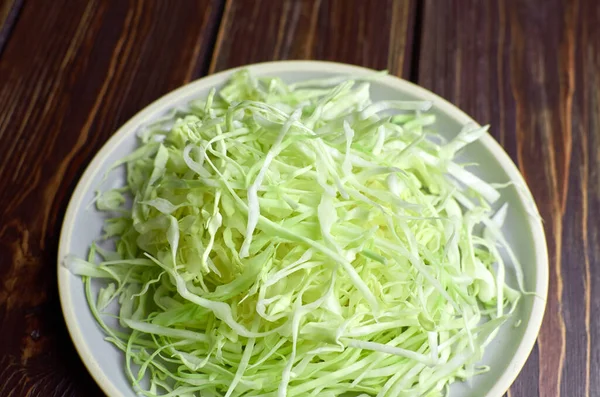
(58, 60), (549, 397)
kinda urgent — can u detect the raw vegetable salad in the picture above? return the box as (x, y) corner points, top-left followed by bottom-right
(67, 70), (524, 397)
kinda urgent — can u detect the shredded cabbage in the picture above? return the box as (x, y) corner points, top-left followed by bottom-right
(67, 70), (524, 397)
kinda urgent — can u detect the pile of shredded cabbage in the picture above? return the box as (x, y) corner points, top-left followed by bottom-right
(67, 70), (524, 397)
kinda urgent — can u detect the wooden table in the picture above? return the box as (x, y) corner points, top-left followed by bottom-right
(0, 1), (596, 396)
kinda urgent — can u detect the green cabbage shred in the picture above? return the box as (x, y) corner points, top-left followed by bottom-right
(67, 70), (524, 397)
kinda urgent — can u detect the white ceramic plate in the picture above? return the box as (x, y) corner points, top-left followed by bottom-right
(58, 61), (548, 397)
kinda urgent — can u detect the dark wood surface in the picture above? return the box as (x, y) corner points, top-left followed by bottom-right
(0, 0), (596, 396)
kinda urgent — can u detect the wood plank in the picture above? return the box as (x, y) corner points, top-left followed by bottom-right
(0, 0), (23, 55)
(418, 0), (599, 396)
(0, 0), (222, 395)
(210, 0), (416, 77)
(575, 2), (600, 396)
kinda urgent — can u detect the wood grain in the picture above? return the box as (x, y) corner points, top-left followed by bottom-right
(418, 0), (599, 396)
(210, 0), (416, 76)
(0, 0), (223, 395)
(574, 2), (600, 395)
(0, 0), (597, 396)
(0, 0), (22, 55)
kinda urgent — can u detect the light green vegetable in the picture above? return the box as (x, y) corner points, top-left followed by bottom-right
(67, 70), (524, 396)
